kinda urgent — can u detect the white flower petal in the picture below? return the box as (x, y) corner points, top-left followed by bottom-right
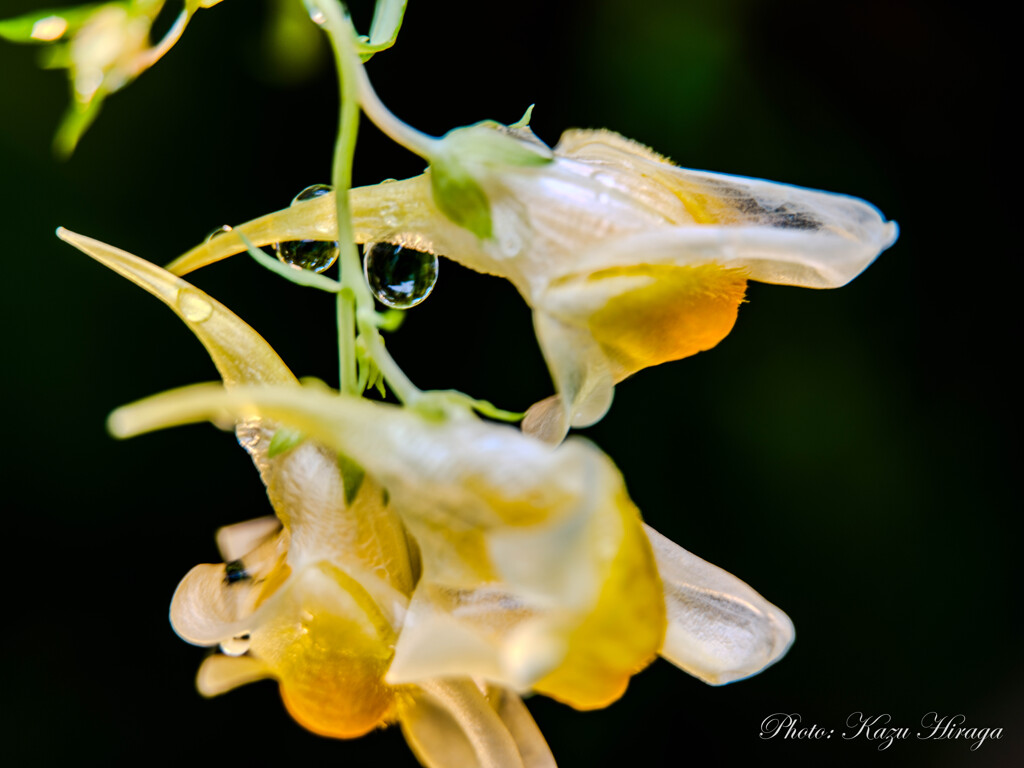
(169, 531), (288, 646)
(215, 516), (281, 562)
(645, 524), (795, 685)
(530, 311), (614, 436)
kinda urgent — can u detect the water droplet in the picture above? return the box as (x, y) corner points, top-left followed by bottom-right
(302, 0), (326, 25)
(205, 224), (232, 242)
(291, 183), (333, 206)
(274, 240), (339, 273)
(363, 242), (439, 309)
(273, 184), (338, 272)
(220, 634), (250, 656)
(177, 288), (213, 323)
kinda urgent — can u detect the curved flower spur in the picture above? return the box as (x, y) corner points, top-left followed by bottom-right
(169, 93), (897, 442)
(60, 228), (795, 767)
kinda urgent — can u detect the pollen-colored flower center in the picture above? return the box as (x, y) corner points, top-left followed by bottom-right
(584, 263), (748, 380)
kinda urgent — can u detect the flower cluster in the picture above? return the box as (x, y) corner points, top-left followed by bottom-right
(32, 1), (897, 766)
(61, 228), (800, 765)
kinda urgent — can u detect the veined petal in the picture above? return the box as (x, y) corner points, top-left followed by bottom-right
(196, 653), (272, 697)
(562, 224), (895, 291)
(110, 383), (665, 707)
(398, 679), (525, 768)
(553, 128), (897, 288)
(645, 524), (795, 685)
(483, 685), (558, 768)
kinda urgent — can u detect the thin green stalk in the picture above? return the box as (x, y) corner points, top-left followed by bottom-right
(315, 0), (422, 404)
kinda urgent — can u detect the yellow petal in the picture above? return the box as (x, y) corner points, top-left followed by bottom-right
(566, 262), (748, 378)
(531, 490), (664, 709)
(645, 524), (794, 685)
(250, 562), (398, 739)
(165, 176), (445, 276)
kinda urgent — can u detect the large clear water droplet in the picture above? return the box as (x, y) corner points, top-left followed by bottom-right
(274, 184), (338, 272)
(363, 242), (439, 309)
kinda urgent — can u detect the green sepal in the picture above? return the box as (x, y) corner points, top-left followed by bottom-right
(268, 426), (305, 458)
(337, 453), (366, 505)
(430, 158), (493, 240)
(510, 104), (535, 130)
(442, 122), (552, 168)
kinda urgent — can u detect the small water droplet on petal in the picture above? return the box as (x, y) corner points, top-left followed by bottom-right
(219, 634), (250, 656)
(302, 0), (326, 25)
(291, 183), (333, 206)
(177, 288), (213, 323)
(363, 242), (438, 309)
(205, 224), (232, 242)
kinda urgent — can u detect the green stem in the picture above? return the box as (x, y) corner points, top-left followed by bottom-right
(315, 0), (422, 404)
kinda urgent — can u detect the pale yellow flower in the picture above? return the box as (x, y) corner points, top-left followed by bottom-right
(166, 125), (898, 442)
(60, 227), (795, 766)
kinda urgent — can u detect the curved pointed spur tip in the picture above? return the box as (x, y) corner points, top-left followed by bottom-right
(57, 228), (296, 388)
(645, 524), (795, 686)
(165, 193), (339, 276)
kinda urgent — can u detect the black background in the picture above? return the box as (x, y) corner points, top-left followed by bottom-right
(1, 0), (1018, 766)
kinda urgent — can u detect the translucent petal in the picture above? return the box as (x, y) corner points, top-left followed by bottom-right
(554, 128), (898, 288)
(483, 686), (558, 768)
(196, 653), (271, 697)
(645, 524), (795, 685)
(110, 384), (665, 705)
(531, 311), (614, 435)
(399, 679), (525, 768)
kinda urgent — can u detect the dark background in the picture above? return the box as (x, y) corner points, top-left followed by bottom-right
(1, 0), (1018, 765)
